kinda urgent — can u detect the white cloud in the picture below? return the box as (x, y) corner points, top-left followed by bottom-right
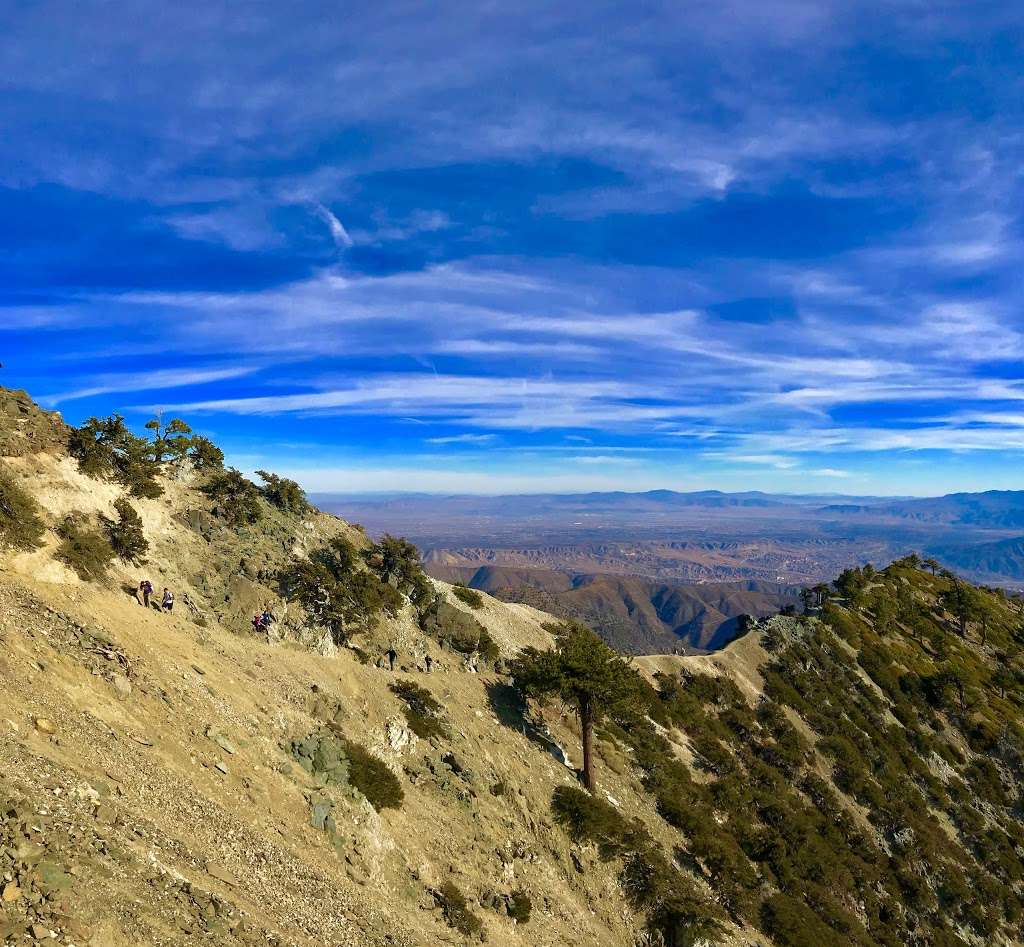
(425, 433), (497, 444)
(41, 365), (260, 405)
(313, 204), (354, 248)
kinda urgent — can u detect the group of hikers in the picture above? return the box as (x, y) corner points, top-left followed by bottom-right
(138, 579), (174, 612)
(251, 608), (275, 633)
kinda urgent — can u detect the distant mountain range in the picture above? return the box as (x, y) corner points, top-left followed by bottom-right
(820, 490), (1024, 528)
(319, 487), (1024, 595)
(425, 563), (799, 653)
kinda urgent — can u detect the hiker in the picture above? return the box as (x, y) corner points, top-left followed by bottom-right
(386, 647), (397, 672)
(424, 653), (433, 674)
(260, 608), (274, 628)
(252, 614), (263, 633)
(139, 579), (153, 609)
(162, 588), (174, 613)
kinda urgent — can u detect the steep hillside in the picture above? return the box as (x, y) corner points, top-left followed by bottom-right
(929, 536), (1024, 585)
(426, 564), (798, 653)
(1, 389), (1023, 947)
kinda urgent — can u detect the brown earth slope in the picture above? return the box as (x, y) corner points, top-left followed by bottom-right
(426, 564), (798, 653)
(0, 391), (764, 947)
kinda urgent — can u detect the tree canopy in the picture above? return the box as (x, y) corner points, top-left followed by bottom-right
(511, 621), (647, 791)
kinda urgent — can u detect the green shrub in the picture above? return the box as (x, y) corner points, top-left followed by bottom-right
(55, 515), (115, 581)
(434, 881), (483, 936)
(280, 537), (403, 643)
(343, 739), (404, 811)
(0, 466), (45, 550)
(507, 888), (531, 924)
(105, 497), (148, 563)
(256, 469), (309, 513)
(452, 583), (484, 609)
(145, 417), (194, 463)
(551, 785), (637, 859)
(363, 534), (426, 595)
(202, 468), (263, 526)
(421, 599), (494, 657)
(761, 893), (844, 947)
(620, 848), (725, 945)
(390, 679), (448, 739)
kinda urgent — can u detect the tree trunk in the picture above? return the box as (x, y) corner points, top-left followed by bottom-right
(580, 695), (595, 792)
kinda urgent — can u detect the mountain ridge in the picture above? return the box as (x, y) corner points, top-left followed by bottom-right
(1, 385), (1023, 947)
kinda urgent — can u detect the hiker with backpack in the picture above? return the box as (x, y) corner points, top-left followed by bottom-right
(139, 579), (153, 609)
(162, 588), (174, 613)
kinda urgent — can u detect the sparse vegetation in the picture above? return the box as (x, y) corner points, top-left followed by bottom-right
(105, 497), (149, 563)
(452, 583), (484, 609)
(0, 466), (46, 551)
(55, 515), (115, 581)
(343, 739), (404, 811)
(389, 679), (448, 739)
(434, 881), (483, 937)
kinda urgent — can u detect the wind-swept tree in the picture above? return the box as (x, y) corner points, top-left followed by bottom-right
(188, 435), (225, 471)
(145, 416), (194, 463)
(69, 415), (163, 498)
(256, 469), (309, 513)
(279, 536), (402, 642)
(510, 621), (647, 792)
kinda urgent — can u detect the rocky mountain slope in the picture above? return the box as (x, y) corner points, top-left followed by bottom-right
(1, 387), (1023, 947)
(424, 564), (798, 653)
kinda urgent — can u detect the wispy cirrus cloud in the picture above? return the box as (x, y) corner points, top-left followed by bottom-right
(41, 366), (261, 405)
(3, 0), (1023, 493)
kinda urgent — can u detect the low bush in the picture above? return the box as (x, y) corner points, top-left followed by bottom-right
(551, 785), (637, 859)
(0, 466), (46, 550)
(343, 739), (404, 811)
(434, 881), (483, 937)
(390, 679), (448, 739)
(507, 888), (531, 924)
(620, 848), (725, 946)
(452, 583), (484, 609)
(56, 515), (115, 581)
(105, 497), (148, 563)
(761, 893), (843, 947)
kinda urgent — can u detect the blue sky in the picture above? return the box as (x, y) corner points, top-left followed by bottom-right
(3, 1), (1023, 495)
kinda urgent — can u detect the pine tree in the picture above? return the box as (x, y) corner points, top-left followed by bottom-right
(510, 622), (646, 792)
(106, 497), (149, 564)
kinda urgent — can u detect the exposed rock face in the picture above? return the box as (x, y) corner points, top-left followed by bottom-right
(0, 388), (68, 457)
